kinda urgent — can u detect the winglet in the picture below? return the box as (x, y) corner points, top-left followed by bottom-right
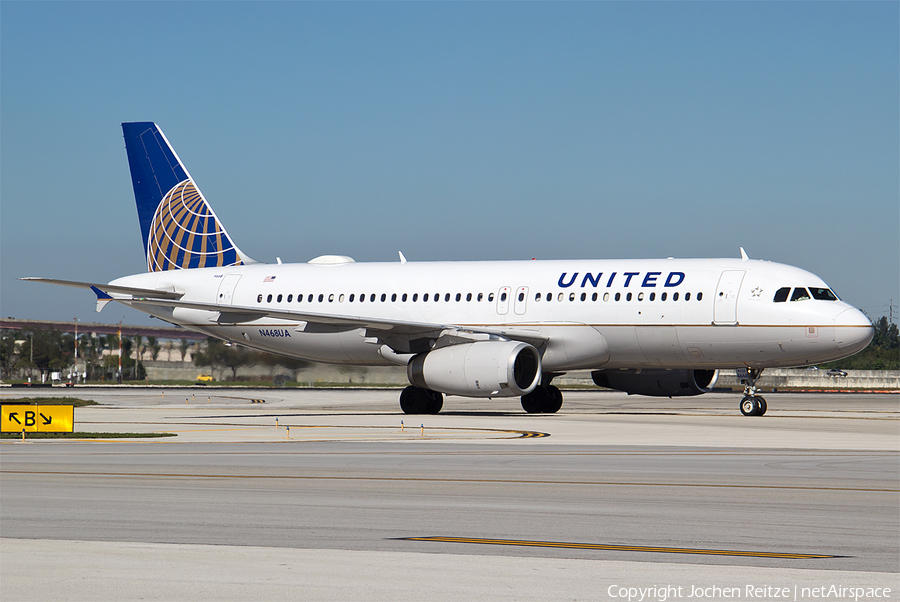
(740, 247), (749, 262)
(90, 286), (114, 312)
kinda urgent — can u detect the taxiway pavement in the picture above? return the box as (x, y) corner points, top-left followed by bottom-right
(1, 389), (897, 601)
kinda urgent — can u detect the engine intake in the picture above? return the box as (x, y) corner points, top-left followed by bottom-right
(591, 369), (718, 397)
(408, 341), (541, 397)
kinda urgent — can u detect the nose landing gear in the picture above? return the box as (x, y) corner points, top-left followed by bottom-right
(739, 368), (767, 416)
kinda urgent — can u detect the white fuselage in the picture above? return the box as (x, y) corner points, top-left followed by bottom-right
(112, 257), (873, 373)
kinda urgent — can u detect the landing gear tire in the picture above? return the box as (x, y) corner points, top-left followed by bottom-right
(739, 396), (760, 416)
(400, 386), (439, 414)
(426, 390), (443, 414)
(521, 387), (546, 414)
(739, 395), (767, 416)
(544, 385), (563, 413)
(755, 396), (767, 416)
(521, 385), (564, 414)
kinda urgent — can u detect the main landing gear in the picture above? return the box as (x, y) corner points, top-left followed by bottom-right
(399, 386), (443, 415)
(739, 368), (767, 417)
(521, 378), (563, 414)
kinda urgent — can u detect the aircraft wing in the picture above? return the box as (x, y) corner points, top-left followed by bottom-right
(127, 296), (548, 348)
(21, 278), (548, 349)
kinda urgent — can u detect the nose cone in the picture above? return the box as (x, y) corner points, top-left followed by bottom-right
(834, 308), (874, 353)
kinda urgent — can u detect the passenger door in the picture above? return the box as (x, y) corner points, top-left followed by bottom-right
(713, 270), (745, 325)
(216, 274), (242, 305)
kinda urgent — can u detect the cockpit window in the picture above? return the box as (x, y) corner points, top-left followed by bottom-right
(773, 287), (790, 303)
(809, 287), (838, 301)
(790, 288), (811, 301)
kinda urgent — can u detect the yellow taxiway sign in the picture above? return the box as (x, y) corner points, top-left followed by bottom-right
(1, 405), (74, 433)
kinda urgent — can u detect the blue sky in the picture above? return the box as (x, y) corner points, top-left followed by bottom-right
(2, 2), (897, 326)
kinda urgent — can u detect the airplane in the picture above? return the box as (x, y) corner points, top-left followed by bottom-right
(24, 122), (874, 416)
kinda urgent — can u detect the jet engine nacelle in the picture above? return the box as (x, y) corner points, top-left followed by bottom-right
(408, 341), (541, 398)
(591, 369), (718, 397)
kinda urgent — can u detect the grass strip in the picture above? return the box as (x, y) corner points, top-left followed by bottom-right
(1, 397), (98, 407)
(1, 432), (175, 439)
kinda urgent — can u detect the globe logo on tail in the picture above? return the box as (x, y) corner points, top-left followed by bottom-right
(147, 179), (243, 272)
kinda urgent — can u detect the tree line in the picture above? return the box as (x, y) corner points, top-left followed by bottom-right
(192, 338), (311, 381)
(0, 329), (311, 383)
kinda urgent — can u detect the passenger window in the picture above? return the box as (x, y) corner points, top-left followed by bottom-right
(697, 292), (703, 301)
(603, 292), (609, 302)
(402, 293), (408, 302)
(580, 292), (586, 301)
(626, 293), (632, 301)
(685, 292), (691, 301)
(791, 288), (810, 302)
(615, 292), (621, 301)
(445, 293), (450, 302)
(456, 293), (461, 302)
(488, 293), (495, 302)
(329, 294), (334, 302)
(773, 287), (790, 303)
(649, 292), (655, 301)
(500, 292), (507, 302)
(413, 293), (418, 302)
(360, 294), (366, 302)
(466, 293), (472, 302)
(267, 294), (273, 303)
(535, 293), (541, 302)
(339, 294), (345, 302)
(809, 288), (838, 301)
(287, 294), (293, 302)
(257, 294), (263, 303)
(673, 292), (679, 301)
(435, 294), (440, 302)
(518, 292), (525, 302)
(307, 294), (313, 303)
(318, 294), (324, 302)
(381, 294), (387, 302)
(424, 293), (429, 302)
(637, 292), (644, 301)
(371, 294), (376, 302)
(392, 293), (397, 302)
(569, 292), (575, 301)
(477, 293), (483, 302)
(558, 293), (564, 302)
(661, 292), (667, 301)
(350, 294), (355, 302)
(277, 294), (283, 303)
(546, 293), (552, 301)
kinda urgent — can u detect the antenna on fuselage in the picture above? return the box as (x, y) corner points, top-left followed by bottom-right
(740, 247), (750, 262)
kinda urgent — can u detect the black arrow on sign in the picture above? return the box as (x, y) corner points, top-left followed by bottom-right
(40, 413), (52, 425)
(9, 412), (21, 424)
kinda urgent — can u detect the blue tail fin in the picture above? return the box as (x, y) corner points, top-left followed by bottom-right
(122, 122), (253, 272)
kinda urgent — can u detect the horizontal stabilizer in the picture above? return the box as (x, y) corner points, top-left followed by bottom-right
(20, 278), (184, 300)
